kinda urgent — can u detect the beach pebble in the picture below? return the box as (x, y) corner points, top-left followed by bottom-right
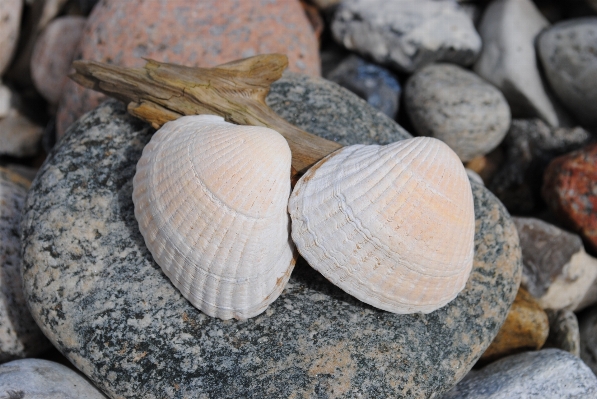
(474, 0), (571, 127)
(0, 0), (23, 76)
(545, 309), (580, 357)
(405, 63), (511, 162)
(331, 0), (481, 73)
(579, 306), (597, 376)
(538, 18), (597, 128)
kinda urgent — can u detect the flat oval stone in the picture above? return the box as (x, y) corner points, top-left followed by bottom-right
(21, 100), (521, 398)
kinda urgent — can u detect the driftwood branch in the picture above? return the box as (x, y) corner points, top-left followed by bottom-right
(70, 54), (342, 174)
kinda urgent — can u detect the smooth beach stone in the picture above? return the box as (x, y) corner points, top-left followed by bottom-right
(0, 358), (107, 398)
(56, 0), (320, 137)
(0, 0), (23, 76)
(442, 349), (597, 398)
(538, 18), (597, 128)
(268, 72), (411, 146)
(331, 0), (481, 73)
(0, 168), (50, 362)
(545, 309), (580, 357)
(21, 99), (521, 399)
(405, 63), (511, 162)
(474, 0), (570, 127)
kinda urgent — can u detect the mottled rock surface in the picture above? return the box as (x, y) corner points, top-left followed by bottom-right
(442, 349), (597, 398)
(474, 0), (570, 127)
(480, 287), (548, 364)
(538, 18), (597, 128)
(514, 217), (597, 311)
(0, 358), (107, 398)
(21, 98), (521, 398)
(545, 309), (580, 356)
(405, 63), (511, 162)
(579, 307), (597, 376)
(326, 55), (401, 119)
(0, 168), (50, 362)
(31, 16), (86, 104)
(0, 0), (22, 75)
(331, 0), (481, 73)
(543, 144), (597, 254)
(267, 72), (411, 146)
(57, 0), (320, 136)
(0, 109), (44, 158)
(489, 119), (592, 213)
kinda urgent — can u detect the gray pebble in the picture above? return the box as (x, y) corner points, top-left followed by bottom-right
(545, 309), (580, 357)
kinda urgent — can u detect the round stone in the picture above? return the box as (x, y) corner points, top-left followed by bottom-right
(22, 91), (521, 397)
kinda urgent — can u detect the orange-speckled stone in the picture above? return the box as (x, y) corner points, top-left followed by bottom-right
(56, 0), (320, 137)
(542, 143), (597, 254)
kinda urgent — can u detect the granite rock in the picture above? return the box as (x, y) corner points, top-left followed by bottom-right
(0, 109), (44, 158)
(326, 55), (401, 119)
(405, 63), (511, 162)
(513, 217), (597, 311)
(0, 168), (50, 363)
(56, 0), (320, 137)
(0, 0), (22, 76)
(474, 0), (570, 127)
(480, 287), (548, 364)
(0, 358), (107, 398)
(538, 18), (597, 128)
(579, 306), (597, 376)
(545, 309), (580, 357)
(31, 16), (86, 104)
(489, 119), (592, 214)
(21, 96), (521, 398)
(267, 72), (411, 146)
(543, 144), (597, 254)
(331, 0), (481, 73)
(442, 349), (597, 398)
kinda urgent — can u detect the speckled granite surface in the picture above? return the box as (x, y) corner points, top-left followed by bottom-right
(21, 98), (521, 398)
(0, 168), (50, 362)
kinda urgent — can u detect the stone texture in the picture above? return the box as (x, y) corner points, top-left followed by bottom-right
(0, 0), (23, 75)
(579, 306), (597, 376)
(0, 358), (107, 398)
(331, 0), (481, 73)
(405, 63), (511, 162)
(538, 18), (597, 128)
(0, 84), (11, 119)
(543, 144), (597, 254)
(56, 0), (320, 137)
(489, 119), (592, 214)
(0, 109), (44, 158)
(442, 349), (597, 398)
(0, 168), (50, 363)
(513, 217), (597, 311)
(326, 55), (401, 119)
(545, 309), (580, 357)
(31, 16), (86, 104)
(474, 0), (571, 127)
(21, 94), (521, 398)
(267, 72), (411, 146)
(480, 287), (548, 364)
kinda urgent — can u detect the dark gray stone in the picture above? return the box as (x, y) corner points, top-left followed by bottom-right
(489, 119), (592, 213)
(0, 168), (50, 362)
(326, 55), (401, 119)
(0, 358), (107, 398)
(268, 72), (411, 146)
(21, 96), (521, 398)
(579, 306), (597, 376)
(538, 18), (597, 128)
(331, 0), (481, 73)
(545, 309), (580, 357)
(442, 349), (597, 398)
(405, 63), (511, 162)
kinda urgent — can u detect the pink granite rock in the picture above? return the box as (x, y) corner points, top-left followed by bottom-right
(56, 0), (320, 137)
(31, 16), (86, 104)
(0, 0), (23, 75)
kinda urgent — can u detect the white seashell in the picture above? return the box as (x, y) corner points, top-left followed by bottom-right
(289, 137), (475, 314)
(132, 115), (296, 320)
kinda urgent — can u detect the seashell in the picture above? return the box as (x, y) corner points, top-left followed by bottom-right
(289, 137), (475, 314)
(132, 115), (296, 320)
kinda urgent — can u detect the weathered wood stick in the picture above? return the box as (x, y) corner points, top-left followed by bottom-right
(70, 54), (342, 174)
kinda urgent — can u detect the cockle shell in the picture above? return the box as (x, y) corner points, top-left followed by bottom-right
(132, 115), (295, 320)
(289, 137), (475, 314)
